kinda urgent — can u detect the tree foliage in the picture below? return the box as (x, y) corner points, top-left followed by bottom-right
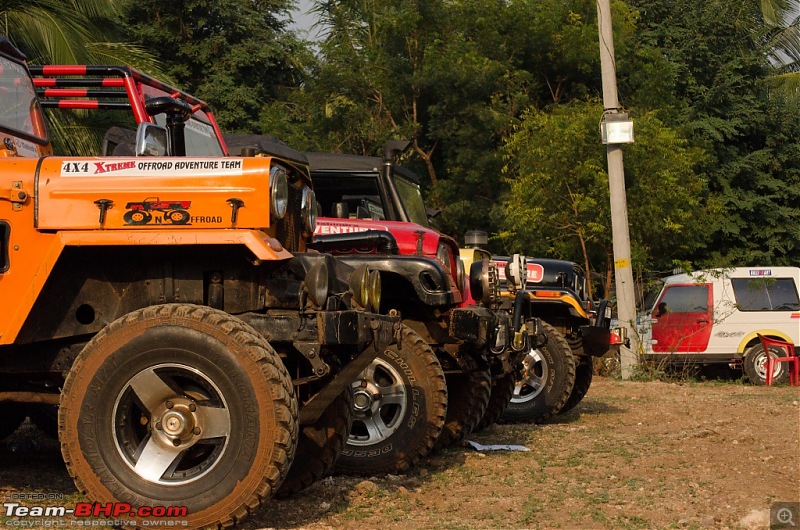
(118, 0), (310, 132)
(1, 0), (158, 68)
(629, 0), (800, 267)
(8, 0), (798, 278)
(500, 100), (713, 295)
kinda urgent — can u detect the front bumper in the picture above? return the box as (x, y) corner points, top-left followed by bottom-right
(580, 325), (613, 357)
(240, 309), (400, 423)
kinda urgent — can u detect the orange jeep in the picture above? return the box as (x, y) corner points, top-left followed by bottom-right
(0, 38), (399, 527)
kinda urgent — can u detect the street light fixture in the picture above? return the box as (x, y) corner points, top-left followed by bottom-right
(600, 111), (634, 144)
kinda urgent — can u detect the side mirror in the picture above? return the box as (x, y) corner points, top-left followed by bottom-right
(135, 123), (169, 156)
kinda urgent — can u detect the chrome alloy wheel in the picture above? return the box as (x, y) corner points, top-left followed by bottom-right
(112, 363), (231, 485)
(349, 358), (408, 446)
(510, 348), (549, 404)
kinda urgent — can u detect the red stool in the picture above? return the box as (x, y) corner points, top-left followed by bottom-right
(758, 334), (799, 386)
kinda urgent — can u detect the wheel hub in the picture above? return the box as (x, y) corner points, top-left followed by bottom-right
(153, 398), (200, 445)
(353, 389), (377, 413)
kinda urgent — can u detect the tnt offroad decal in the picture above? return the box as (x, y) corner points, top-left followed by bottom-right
(124, 197), (191, 225)
(122, 198), (223, 226)
(60, 158), (244, 177)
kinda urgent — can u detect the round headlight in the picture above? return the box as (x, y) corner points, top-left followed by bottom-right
(301, 186), (318, 233)
(269, 165), (289, 220)
(436, 243), (452, 273)
(305, 261), (329, 308)
(349, 264), (370, 309)
(469, 259), (498, 305)
(506, 253), (527, 292)
(456, 257), (466, 294)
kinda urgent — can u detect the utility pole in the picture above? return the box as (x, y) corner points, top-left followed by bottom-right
(596, 0), (639, 378)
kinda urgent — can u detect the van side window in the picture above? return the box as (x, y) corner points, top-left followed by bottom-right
(0, 221), (9, 273)
(731, 278), (800, 311)
(656, 285), (709, 313)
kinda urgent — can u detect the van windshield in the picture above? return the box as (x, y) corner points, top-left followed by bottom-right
(732, 278), (800, 311)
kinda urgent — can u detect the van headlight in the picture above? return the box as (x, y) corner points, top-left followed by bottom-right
(301, 186), (318, 233)
(269, 165), (289, 220)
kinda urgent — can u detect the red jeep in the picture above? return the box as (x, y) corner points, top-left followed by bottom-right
(307, 148), (618, 424)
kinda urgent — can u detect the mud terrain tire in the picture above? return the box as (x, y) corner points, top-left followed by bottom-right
(277, 389), (352, 497)
(335, 325), (446, 475)
(59, 304), (298, 529)
(434, 354), (491, 450)
(502, 321), (576, 424)
(558, 341), (594, 415)
(473, 372), (516, 432)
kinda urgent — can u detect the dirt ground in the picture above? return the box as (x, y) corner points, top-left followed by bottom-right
(1, 377), (798, 530)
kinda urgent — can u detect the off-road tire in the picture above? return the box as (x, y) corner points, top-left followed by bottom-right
(559, 356), (593, 415)
(0, 404), (27, 441)
(502, 321), (576, 424)
(276, 389), (352, 498)
(473, 371), (516, 432)
(59, 304), (298, 529)
(335, 325), (446, 475)
(434, 354), (491, 450)
(743, 342), (789, 385)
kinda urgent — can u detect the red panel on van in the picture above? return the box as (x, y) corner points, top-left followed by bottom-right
(651, 283), (714, 353)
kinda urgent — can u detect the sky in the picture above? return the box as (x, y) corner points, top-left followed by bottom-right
(287, 0), (322, 40)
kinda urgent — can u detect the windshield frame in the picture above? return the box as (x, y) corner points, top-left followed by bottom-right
(0, 53), (49, 145)
(392, 172), (429, 227)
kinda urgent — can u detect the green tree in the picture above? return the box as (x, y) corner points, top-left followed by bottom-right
(629, 0), (800, 266)
(119, 0), (310, 132)
(500, 100), (712, 296)
(262, 0), (631, 245)
(1, 0), (162, 155)
(1, 0), (157, 67)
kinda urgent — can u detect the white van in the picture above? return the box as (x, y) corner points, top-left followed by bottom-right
(642, 267), (800, 384)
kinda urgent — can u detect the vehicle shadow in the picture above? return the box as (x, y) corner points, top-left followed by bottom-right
(242, 448), (470, 529)
(546, 399), (628, 424)
(0, 421), (76, 497)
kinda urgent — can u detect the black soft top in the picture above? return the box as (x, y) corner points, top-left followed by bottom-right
(224, 134), (308, 166)
(306, 152), (420, 184)
(0, 36), (26, 62)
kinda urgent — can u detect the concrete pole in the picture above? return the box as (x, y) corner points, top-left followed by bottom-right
(596, 0), (639, 378)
